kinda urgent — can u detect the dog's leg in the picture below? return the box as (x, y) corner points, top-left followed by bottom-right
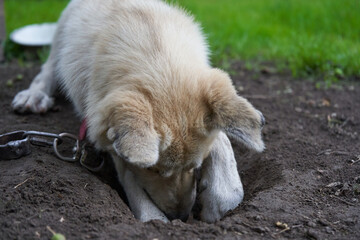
(12, 55), (56, 113)
(112, 155), (169, 223)
(123, 169), (170, 222)
(199, 131), (244, 223)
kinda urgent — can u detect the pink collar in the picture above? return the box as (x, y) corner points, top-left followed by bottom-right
(79, 118), (87, 141)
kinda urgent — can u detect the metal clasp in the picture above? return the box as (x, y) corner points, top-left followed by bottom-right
(53, 133), (80, 162)
(0, 131), (31, 159)
(23, 131), (80, 162)
(79, 143), (105, 172)
(0, 130), (104, 172)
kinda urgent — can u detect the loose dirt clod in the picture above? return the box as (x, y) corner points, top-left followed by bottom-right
(275, 221), (289, 229)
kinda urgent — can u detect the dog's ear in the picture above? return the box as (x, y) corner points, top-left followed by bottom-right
(110, 126), (160, 168)
(203, 69), (265, 152)
(106, 93), (160, 168)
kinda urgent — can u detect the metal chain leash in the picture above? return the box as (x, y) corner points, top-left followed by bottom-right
(0, 130), (104, 172)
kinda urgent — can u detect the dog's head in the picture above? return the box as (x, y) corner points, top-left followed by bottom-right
(103, 68), (265, 220)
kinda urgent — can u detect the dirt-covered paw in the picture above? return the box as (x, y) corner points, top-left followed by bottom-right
(199, 184), (243, 223)
(138, 210), (169, 223)
(12, 89), (54, 113)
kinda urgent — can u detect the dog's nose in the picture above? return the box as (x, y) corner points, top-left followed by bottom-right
(256, 110), (265, 128)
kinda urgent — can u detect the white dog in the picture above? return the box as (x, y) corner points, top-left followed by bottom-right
(12, 0), (265, 222)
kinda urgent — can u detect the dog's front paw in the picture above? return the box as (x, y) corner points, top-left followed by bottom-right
(12, 89), (54, 113)
(137, 207), (169, 223)
(199, 131), (244, 223)
(199, 181), (243, 223)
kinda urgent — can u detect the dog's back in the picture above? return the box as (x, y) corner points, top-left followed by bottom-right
(55, 0), (209, 116)
(12, 0), (265, 222)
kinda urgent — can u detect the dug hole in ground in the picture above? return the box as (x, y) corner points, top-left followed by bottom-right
(0, 62), (359, 239)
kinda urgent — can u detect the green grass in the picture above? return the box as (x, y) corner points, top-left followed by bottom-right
(4, 0), (360, 78)
(5, 0), (68, 34)
(170, 0), (360, 78)
(4, 0), (68, 60)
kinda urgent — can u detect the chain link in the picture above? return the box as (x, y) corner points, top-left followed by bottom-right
(53, 133), (80, 162)
(24, 131), (79, 162)
(0, 130), (104, 172)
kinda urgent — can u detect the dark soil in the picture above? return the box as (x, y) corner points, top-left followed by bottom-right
(1, 62), (359, 240)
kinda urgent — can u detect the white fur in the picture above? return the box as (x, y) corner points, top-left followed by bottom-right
(12, 59), (55, 113)
(199, 132), (244, 222)
(12, 0), (258, 223)
(112, 154), (169, 222)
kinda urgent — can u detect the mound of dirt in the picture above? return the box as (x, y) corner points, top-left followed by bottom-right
(0, 62), (359, 239)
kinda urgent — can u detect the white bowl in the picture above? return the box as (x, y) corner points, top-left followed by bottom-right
(10, 23), (57, 46)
